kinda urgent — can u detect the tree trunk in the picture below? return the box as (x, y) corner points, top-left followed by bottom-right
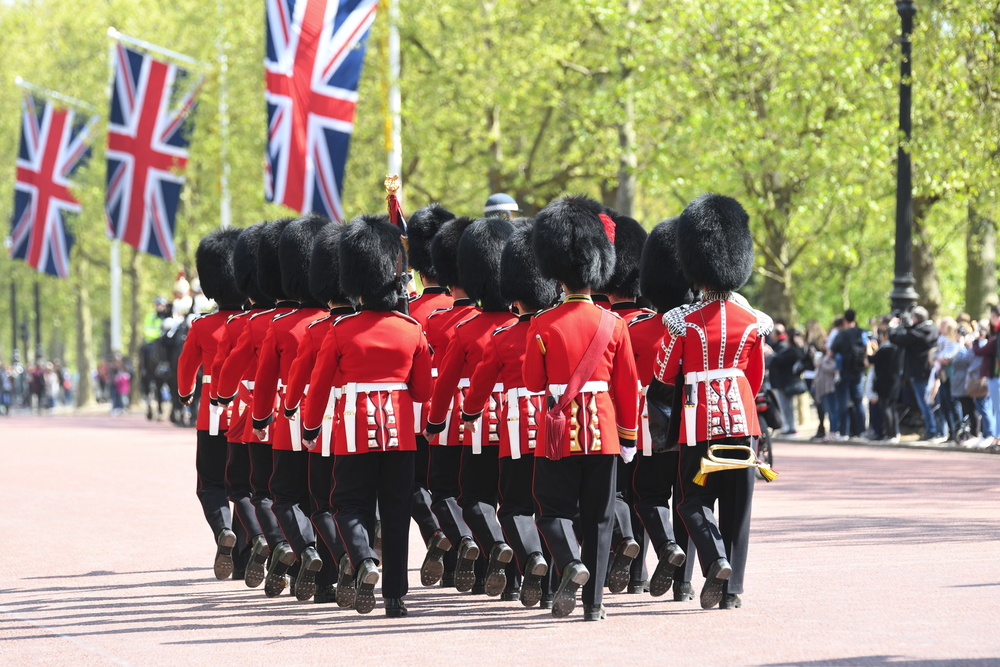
(965, 202), (997, 320)
(75, 260), (94, 408)
(911, 205), (942, 320)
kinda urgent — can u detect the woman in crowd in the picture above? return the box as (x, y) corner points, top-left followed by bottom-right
(769, 325), (807, 436)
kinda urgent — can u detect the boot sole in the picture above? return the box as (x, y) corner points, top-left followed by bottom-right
(649, 560), (675, 598)
(264, 549), (296, 598)
(700, 563), (732, 609)
(420, 551), (446, 587)
(551, 568), (590, 618)
(607, 542), (641, 594)
(294, 556), (323, 601)
(454, 543), (480, 593)
(519, 559), (548, 608)
(245, 543), (270, 589)
(484, 545), (514, 597)
(354, 569), (380, 614)
(213, 531), (237, 581)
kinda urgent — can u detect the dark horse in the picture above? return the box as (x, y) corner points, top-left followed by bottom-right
(140, 320), (197, 427)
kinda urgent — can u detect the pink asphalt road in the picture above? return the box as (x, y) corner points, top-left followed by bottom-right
(1, 414), (998, 666)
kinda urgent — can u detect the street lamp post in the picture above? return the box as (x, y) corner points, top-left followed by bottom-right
(890, 0), (920, 314)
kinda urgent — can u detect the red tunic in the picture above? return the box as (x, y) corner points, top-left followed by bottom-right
(250, 307), (327, 451)
(627, 311), (668, 454)
(463, 315), (544, 458)
(427, 310), (516, 447)
(176, 310), (239, 431)
(216, 303), (297, 444)
(653, 294), (771, 444)
(610, 301), (653, 325)
(423, 299), (479, 444)
(301, 310), (433, 456)
(408, 287), (454, 433)
(209, 310), (252, 444)
(523, 295), (639, 457)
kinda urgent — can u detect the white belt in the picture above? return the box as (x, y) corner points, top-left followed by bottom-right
(506, 387), (543, 460)
(242, 380), (255, 390)
(278, 379), (286, 389)
(548, 381), (608, 396)
(471, 383), (505, 454)
(683, 369), (745, 446)
(343, 383), (408, 453)
(202, 375), (212, 383)
(457, 378), (470, 388)
(319, 387), (342, 456)
(431, 368), (439, 378)
(640, 383), (652, 457)
(289, 409), (302, 452)
(209, 402), (221, 436)
(413, 402), (423, 435)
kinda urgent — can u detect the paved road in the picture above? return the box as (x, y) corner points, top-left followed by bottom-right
(1, 414), (998, 667)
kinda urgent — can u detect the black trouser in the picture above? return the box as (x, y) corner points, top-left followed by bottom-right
(533, 454), (615, 607)
(428, 445), (474, 547)
(308, 453), (346, 563)
(331, 450), (414, 599)
(634, 450), (696, 583)
(226, 441), (262, 540)
(270, 449), (316, 556)
(196, 430), (232, 539)
(413, 435), (440, 543)
(612, 457), (648, 583)
(459, 445), (505, 553)
(248, 442), (284, 547)
(880, 388), (901, 438)
(498, 454), (542, 571)
(958, 396), (981, 436)
(676, 438), (755, 595)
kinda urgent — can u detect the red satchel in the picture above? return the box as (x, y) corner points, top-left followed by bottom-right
(544, 309), (617, 460)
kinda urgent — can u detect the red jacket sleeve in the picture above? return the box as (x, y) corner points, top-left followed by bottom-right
(302, 327), (342, 435)
(407, 330), (433, 403)
(462, 336), (503, 419)
(610, 321), (639, 438)
(427, 333), (467, 426)
(176, 321), (202, 400)
(251, 324), (281, 426)
(217, 324), (256, 403)
(523, 318), (547, 393)
(209, 321), (234, 401)
(283, 332), (316, 414)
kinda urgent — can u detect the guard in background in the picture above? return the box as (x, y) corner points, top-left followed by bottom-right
(209, 222), (277, 590)
(426, 217), (516, 598)
(250, 215), (331, 601)
(598, 210), (648, 595)
(461, 219), (559, 607)
(653, 194), (772, 610)
(483, 193), (519, 219)
(405, 204), (455, 552)
(420, 217), (481, 591)
(630, 218), (694, 600)
(176, 227), (244, 580)
(282, 224), (355, 604)
(302, 214), (433, 618)
(525, 195), (640, 621)
(217, 218), (300, 598)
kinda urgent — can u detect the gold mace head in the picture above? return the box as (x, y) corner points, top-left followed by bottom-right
(384, 174), (400, 194)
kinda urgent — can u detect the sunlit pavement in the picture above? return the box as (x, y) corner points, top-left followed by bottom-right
(1, 414), (998, 667)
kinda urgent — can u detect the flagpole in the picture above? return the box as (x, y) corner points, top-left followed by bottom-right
(107, 27), (210, 70)
(13, 77), (97, 112)
(387, 0), (402, 193)
(105, 37), (123, 355)
(216, 2), (232, 228)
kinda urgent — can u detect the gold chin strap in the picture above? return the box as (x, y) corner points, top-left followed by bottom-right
(693, 444), (778, 485)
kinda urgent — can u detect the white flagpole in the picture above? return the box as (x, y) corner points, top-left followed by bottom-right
(106, 36), (123, 354)
(106, 27), (210, 70)
(14, 77), (97, 112)
(216, 3), (232, 228)
(387, 0), (402, 189)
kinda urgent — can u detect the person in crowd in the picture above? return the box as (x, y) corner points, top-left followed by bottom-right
(814, 348), (841, 441)
(804, 320), (827, 438)
(889, 306), (940, 441)
(934, 317), (963, 443)
(972, 305), (1000, 447)
(830, 309), (868, 438)
(952, 323), (993, 447)
(769, 325), (806, 436)
(870, 324), (903, 443)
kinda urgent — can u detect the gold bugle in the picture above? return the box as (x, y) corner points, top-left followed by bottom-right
(692, 444), (771, 486)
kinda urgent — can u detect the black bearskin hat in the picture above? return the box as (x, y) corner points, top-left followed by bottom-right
(457, 217), (514, 312)
(677, 194), (754, 292)
(279, 214), (331, 303)
(339, 214), (405, 311)
(233, 222), (269, 305)
(257, 218), (294, 302)
(309, 224), (350, 306)
(407, 203), (454, 279)
(640, 217), (697, 312)
(599, 210), (647, 299)
(195, 227), (243, 310)
(532, 195), (615, 292)
(501, 221), (560, 313)
(430, 216), (475, 289)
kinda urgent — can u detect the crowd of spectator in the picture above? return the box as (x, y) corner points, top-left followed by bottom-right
(1, 358), (74, 415)
(765, 305), (1000, 449)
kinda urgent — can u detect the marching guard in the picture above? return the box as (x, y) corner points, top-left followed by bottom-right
(249, 215), (331, 601)
(525, 195), (640, 620)
(426, 217), (517, 597)
(652, 194), (772, 610)
(301, 214), (433, 617)
(176, 227), (244, 580)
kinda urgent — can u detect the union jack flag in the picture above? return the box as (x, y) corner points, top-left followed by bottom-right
(105, 44), (201, 261)
(9, 92), (97, 279)
(265, 0), (378, 222)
